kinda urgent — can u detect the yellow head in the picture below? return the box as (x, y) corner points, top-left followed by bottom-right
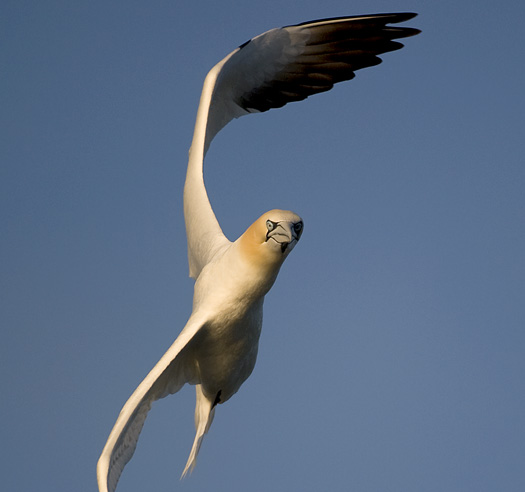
(238, 209), (303, 270)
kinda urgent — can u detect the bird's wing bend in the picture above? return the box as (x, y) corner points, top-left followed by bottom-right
(96, 315), (207, 492)
(184, 12), (419, 278)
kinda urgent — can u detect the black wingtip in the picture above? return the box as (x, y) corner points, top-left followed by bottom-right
(387, 26), (422, 39)
(390, 12), (418, 23)
(287, 12), (419, 29)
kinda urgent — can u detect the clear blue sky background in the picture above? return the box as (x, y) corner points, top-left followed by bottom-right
(2, 1), (524, 491)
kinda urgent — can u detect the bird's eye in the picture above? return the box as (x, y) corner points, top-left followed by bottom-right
(294, 222), (303, 234)
(266, 220), (275, 231)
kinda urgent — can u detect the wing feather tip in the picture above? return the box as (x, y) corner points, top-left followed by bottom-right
(286, 12), (418, 29)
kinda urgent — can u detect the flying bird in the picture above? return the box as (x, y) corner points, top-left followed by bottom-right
(97, 12), (419, 492)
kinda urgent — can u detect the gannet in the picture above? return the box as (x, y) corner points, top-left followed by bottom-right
(97, 12), (420, 492)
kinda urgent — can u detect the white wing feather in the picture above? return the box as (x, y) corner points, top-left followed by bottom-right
(183, 13), (419, 278)
(97, 315), (207, 492)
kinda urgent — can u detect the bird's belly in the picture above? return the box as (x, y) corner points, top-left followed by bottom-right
(193, 304), (263, 403)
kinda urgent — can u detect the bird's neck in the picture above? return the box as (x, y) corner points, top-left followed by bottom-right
(236, 229), (283, 294)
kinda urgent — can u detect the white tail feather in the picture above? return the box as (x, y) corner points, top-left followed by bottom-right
(181, 384), (216, 478)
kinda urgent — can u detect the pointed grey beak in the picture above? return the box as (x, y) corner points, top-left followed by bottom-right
(266, 221), (301, 253)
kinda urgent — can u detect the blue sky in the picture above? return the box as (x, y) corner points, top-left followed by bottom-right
(2, 1), (524, 491)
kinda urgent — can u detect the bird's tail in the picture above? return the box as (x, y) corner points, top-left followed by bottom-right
(181, 383), (216, 478)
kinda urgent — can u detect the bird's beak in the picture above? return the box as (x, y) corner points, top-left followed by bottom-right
(267, 222), (300, 253)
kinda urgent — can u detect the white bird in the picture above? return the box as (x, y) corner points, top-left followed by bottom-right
(97, 12), (419, 492)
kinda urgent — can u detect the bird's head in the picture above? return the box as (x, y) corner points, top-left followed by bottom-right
(238, 209), (303, 270)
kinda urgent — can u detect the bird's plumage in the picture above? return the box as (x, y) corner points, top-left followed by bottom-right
(97, 12), (419, 492)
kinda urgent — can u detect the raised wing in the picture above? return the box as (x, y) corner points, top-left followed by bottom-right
(97, 315), (207, 492)
(205, 12), (420, 150)
(184, 12), (419, 279)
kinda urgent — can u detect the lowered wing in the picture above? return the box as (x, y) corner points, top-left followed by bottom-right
(97, 315), (207, 492)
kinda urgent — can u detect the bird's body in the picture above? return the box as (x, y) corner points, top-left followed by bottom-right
(187, 218), (289, 404)
(97, 12), (419, 492)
